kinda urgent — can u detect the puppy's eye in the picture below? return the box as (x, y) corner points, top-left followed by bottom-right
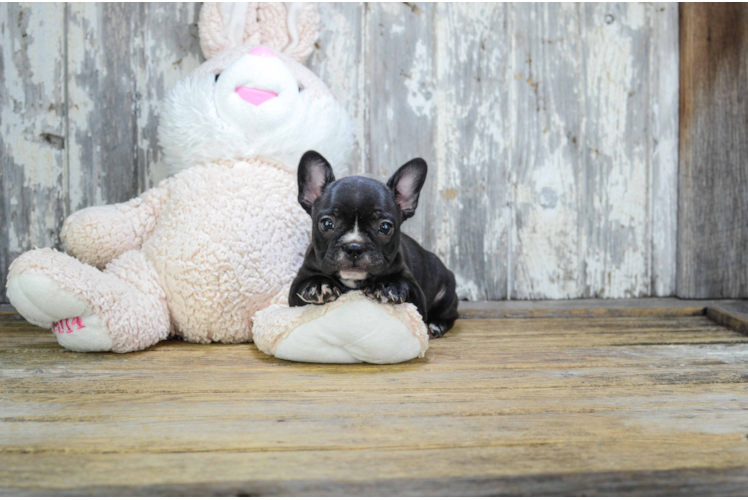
(214, 73), (221, 83)
(379, 221), (393, 235)
(319, 217), (335, 232)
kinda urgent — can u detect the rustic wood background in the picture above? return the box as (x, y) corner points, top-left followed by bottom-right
(0, 3), (690, 302)
(678, 3), (748, 299)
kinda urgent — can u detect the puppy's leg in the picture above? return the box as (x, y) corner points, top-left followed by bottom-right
(288, 276), (341, 307)
(426, 282), (459, 338)
(363, 280), (408, 304)
(363, 276), (427, 319)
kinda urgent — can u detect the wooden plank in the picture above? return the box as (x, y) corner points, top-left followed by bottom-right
(0, 3), (67, 303)
(434, 4), (510, 300)
(1, 2), (684, 303)
(459, 297), (711, 319)
(507, 3), (679, 300)
(579, 4), (651, 298)
(1, 310), (747, 493)
(2, 318), (747, 395)
(4, 467), (748, 496)
(66, 3), (141, 209)
(649, 3), (679, 297)
(365, 3), (437, 248)
(4, 382), (747, 421)
(509, 3), (583, 300)
(308, 3), (365, 175)
(677, 4), (748, 298)
(3, 398), (747, 454)
(460, 297), (719, 312)
(1, 3), (203, 303)
(706, 305), (748, 336)
(1, 452), (748, 496)
(66, 3), (203, 213)
(134, 3), (204, 187)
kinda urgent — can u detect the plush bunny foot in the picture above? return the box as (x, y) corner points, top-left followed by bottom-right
(7, 273), (112, 352)
(7, 249), (170, 353)
(253, 292), (429, 364)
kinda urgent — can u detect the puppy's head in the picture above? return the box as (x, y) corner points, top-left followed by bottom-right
(297, 151), (427, 287)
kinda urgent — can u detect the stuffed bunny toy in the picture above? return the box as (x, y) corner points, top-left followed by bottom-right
(6, 3), (347, 350)
(6, 3), (429, 362)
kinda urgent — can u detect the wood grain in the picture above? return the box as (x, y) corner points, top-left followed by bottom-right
(509, 3), (583, 300)
(435, 4), (510, 300)
(581, 3), (653, 299)
(5, 467), (748, 496)
(1, 310), (747, 494)
(0, 4), (67, 303)
(66, 2), (203, 212)
(1, 3), (684, 301)
(308, 3), (366, 175)
(365, 2), (438, 249)
(678, 3), (748, 298)
(1, 3), (203, 303)
(649, 3), (680, 297)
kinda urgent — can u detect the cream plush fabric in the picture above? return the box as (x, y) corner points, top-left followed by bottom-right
(253, 292), (429, 364)
(5, 2), (428, 361)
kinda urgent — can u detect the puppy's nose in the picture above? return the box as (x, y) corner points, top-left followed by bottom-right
(343, 242), (364, 259)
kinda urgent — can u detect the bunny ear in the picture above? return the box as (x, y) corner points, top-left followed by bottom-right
(198, 2), (261, 60)
(275, 3), (320, 64)
(255, 3), (320, 63)
(198, 2), (319, 63)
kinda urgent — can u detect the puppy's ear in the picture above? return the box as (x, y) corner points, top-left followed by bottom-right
(387, 158), (428, 220)
(298, 151), (335, 214)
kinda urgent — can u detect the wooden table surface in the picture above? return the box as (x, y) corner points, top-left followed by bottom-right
(1, 300), (747, 495)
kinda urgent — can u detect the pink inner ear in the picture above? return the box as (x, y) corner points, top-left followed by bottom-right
(395, 176), (417, 209)
(249, 46), (276, 58)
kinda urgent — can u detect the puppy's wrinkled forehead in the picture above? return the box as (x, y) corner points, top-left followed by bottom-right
(321, 177), (397, 217)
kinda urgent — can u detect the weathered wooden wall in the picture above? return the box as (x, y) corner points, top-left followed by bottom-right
(1, 3), (680, 302)
(678, 4), (748, 298)
(0, 3), (204, 303)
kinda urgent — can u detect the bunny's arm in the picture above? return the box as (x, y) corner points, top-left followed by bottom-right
(60, 179), (172, 269)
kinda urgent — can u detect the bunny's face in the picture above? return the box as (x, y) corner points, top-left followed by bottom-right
(158, 3), (354, 176)
(214, 46), (299, 134)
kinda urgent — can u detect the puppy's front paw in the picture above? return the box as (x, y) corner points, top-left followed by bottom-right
(428, 322), (447, 339)
(363, 281), (409, 304)
(297, 281), (341, 305)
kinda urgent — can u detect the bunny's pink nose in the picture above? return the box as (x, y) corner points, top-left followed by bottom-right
(249, 46), (276, 58)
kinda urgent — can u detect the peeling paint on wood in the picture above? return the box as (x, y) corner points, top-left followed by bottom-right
(66, 3), (203, 213)
(1, 3), (203, 302)
(308, 3), (365, 175)
(649, 3), (679, 297)
(1, 3), (680, 302)
(436, 3), (510, 301)
(509, 3), (583, 300)
(1, 3), (67, 303)
(366, 2), (438, 249)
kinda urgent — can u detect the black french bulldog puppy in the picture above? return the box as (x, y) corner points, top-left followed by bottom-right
(288, 150), (459, 338)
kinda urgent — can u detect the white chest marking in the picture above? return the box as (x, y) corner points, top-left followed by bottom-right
(340, 278), (361, 289)
(339, 270), (368, 289)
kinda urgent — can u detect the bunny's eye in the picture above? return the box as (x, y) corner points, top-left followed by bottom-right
(214, 73), (221, 83)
